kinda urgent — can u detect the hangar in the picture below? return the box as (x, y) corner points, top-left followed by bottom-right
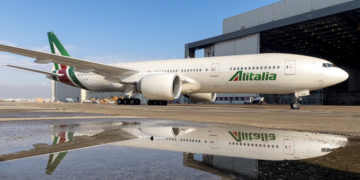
(185, 0), (360, 105)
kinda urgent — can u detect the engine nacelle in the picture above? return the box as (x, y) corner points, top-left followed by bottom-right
(187, 93), (216, 103)
(137, 74), (181, 100)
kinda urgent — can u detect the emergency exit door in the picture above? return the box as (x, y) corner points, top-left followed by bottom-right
(209, 135), (218, 149)
(210, 63), (219, 77)
(283, 138), (295, 154)
(285, 60), (296, 75)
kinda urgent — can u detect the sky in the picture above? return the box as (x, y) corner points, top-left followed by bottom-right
(0, 0), (280, 98)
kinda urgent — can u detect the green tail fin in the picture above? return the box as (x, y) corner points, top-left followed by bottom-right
(47, 32), (69, 71)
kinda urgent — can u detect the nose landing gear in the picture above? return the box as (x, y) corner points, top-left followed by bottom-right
(290, 90), (309, 110)
(290, 97), (302, 109)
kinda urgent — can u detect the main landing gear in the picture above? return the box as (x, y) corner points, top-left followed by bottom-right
(147, 100), (168, 106)
(117, 98), (141, 105)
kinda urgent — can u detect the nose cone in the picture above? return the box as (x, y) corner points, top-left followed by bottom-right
(338, 69), (349, 83)
(322, 68), (349, 87)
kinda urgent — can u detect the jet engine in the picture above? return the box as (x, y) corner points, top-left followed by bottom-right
(137, 74), (181, 100)
(187, 93), (216, 103)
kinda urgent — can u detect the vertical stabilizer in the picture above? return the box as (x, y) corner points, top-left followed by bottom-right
(47, 32), (69, 71)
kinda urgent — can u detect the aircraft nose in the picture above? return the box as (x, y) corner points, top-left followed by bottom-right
(321, 67), (349, 87)
(338, 68), (349, 83)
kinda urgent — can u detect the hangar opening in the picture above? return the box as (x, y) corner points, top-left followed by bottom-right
(260, 9), (360, 105)
(185, 0), (360, 105)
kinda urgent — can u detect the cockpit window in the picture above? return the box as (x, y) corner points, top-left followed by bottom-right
(322, 63), (336, 68)
(321, 148), (332, 152)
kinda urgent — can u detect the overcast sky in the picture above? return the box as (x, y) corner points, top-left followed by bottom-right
(0, 0), (280, 98)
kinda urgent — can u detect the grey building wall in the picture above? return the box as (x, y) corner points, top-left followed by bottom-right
(205, 34), (260, 57)
(52, 81), (81, 102)
(223, 0), (353, 34)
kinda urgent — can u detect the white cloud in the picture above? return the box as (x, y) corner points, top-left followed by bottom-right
(0, 40), (17, 47)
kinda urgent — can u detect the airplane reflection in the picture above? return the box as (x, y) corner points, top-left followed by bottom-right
(0, 121), (349, 175)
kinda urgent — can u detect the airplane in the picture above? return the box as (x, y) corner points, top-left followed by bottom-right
(0, 120), (348, 175)
(0, 32), (349, 109)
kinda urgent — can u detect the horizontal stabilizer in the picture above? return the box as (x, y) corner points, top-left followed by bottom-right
(5, 64), (63, 77)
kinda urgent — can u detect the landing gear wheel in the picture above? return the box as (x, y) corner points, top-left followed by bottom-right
(117, 99), (123, 105)
(290, 103), (300, 109)
(123, 98), (129, 105)
(135, 99), (141, 105)
(129, 98), (136, 105)
(162, 101), (168, 106)
(290, 96), (301, 110)
(147, 100), (153, 105)
(147, 100), (168, 106)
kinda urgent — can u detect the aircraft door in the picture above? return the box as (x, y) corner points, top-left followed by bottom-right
(209, 135), (218, 149)
(283, 138), (295, 154)
(285, 60), (296, 75)
(210, 63), (219, 77)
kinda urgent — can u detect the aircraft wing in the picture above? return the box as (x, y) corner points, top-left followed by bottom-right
(0, 44), (138, 82)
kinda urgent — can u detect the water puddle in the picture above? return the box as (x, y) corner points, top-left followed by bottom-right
(0, 119), (359, 179)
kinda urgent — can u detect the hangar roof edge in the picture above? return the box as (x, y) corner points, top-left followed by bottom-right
(186, 1), (360, 50)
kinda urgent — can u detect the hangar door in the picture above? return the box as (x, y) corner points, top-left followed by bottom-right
(285, 60), (296, 75)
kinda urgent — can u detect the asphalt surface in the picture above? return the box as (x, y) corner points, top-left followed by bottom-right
(1, 102), (359, 136)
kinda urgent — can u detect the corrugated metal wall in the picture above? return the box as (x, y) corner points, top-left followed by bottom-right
(53, 81), (81, 102)
(212, 34), (260, 56)
(223, 0), (353, 34)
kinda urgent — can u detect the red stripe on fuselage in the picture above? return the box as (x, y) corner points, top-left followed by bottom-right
(58, 69), (77, 87)
(60, 64), (67, 69)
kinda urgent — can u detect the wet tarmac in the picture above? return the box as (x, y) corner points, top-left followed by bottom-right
(0, 116), (359, 179)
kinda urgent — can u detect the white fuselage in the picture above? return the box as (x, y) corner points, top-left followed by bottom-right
(73, 53), (348, 94)
(49, 122), (348, 161)
(114, 125), (347, 161)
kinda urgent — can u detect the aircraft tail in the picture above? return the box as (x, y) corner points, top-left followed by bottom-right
(47, 32), (70, 72)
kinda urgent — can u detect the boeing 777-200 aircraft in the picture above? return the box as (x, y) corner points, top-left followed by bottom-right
(0, 32), (349, 109)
